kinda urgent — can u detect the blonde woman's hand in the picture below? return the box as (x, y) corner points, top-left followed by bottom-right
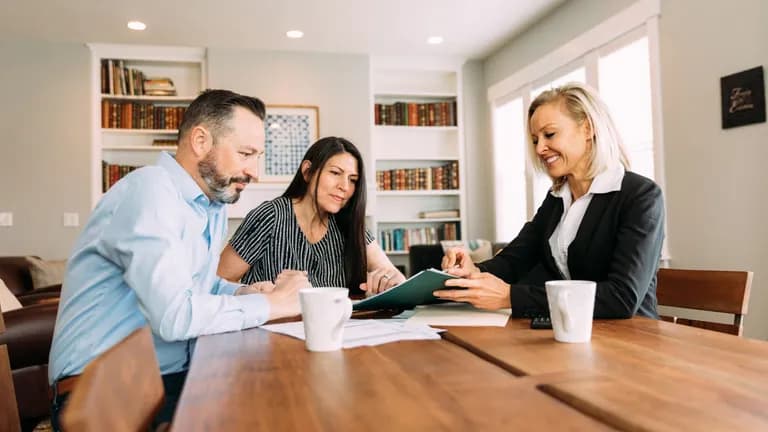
(433, 272), (511, 310)
(441, 247), (479, 277)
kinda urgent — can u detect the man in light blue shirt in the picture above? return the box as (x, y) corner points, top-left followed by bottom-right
(49, 90), (307, 429)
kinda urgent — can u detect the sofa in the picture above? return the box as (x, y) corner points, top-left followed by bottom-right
(0, 257), (61, 431)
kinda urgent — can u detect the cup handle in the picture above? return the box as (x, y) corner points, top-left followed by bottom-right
(557, 290), (571, 333)
(332, 297), (353, 341)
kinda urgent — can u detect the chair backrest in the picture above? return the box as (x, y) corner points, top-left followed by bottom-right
(60, 326), (164, 432)
(656, 268), (753, 336)
(0, 305), (22, 432)
(408, 245), (445, 277)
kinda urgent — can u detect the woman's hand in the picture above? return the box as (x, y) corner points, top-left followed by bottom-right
(441, 247), (480, 277)
(236, 280), (276, 295)
(433, 272), (511, 310)
(360, 267), (406, 296)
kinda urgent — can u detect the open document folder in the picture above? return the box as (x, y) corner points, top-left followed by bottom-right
(353, 268), (459, 311)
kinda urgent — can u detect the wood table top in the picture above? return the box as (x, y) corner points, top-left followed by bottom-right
(442, 317), (768, 431)
(171, 326), (612, 431)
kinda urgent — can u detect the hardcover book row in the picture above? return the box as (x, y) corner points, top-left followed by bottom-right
(374, 101), (457, 127)
(376, 161), (459, 191)
(101, 101), (186, 130)
(379, 223), (460, 252)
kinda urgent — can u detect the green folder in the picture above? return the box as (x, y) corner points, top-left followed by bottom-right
(353, 268), (460, 310)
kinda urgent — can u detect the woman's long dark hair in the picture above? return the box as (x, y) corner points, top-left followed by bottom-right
(283, 137), (368, 294)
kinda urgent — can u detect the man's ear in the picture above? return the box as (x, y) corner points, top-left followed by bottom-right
(301, 160), (312, 181)
(189, 126), (212, 159)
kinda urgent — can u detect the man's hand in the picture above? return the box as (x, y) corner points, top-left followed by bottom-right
(441, 247), (480, 277)
(265, 270), (309, 320)
(360, 267), (406, 296)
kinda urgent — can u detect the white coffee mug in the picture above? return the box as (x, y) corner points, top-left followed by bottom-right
(299, 287), (353, 352)
(545, 280), (596, 343)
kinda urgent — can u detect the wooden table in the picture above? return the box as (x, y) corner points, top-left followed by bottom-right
(173, 317), (768, 431)
(171, 327), (610, 431)
(443, 317), (768, 431)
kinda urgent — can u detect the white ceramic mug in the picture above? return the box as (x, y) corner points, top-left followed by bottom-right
(299, 287), (353, 352)
(545, 280), (596, 343)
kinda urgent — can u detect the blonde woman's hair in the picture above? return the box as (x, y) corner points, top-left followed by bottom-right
(527, 82), (630, 191)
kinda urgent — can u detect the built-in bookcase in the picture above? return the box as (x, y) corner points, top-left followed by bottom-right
(88, 43), (207, 208)
(368, 58), (467, 273)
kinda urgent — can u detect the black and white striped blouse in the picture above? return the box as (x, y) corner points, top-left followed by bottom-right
(230, 196), (373, 287)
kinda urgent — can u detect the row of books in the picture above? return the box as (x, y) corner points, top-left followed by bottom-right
(102, 161), (141, 192)
(376, 161), (459, 191)
(379, 223), (460, 252)
(100, 59), (178, 96)
(374, 101), (457, 127)
(101, 101), (186, 130)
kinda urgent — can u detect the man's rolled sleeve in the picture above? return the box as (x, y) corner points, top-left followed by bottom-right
(214, 278), (243, 296)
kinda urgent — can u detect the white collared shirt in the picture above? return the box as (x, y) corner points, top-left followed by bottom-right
(548, 165), (625, 279)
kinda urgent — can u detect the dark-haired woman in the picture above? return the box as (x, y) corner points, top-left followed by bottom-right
(218, 136), (405, 296)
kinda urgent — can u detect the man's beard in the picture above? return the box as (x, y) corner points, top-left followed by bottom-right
(198, 152), (251, 204)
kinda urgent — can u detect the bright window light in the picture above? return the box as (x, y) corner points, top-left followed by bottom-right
(286, 30), (304, 39)
(127, 21), (146, 31)
(427, 36), (444, 45)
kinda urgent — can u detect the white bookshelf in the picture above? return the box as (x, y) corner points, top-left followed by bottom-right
(88, 43), (207, 208)
(368, 57), (467, 273)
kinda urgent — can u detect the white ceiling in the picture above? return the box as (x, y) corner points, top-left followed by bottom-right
(0, 0), (565, 59)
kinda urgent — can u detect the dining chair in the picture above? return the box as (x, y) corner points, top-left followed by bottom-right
(60, 326), (164, 432)
(656, 268), (753, 336)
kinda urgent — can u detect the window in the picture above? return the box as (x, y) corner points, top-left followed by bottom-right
(492, 96), (526, 242)
(598, 35), (654, 179)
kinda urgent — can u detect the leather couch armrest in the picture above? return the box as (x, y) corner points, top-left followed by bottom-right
(17, 285), (61, 307)
(0, 302), (58, 369)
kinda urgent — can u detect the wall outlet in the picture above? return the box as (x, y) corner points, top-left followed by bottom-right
(0, 212), (12, 227)
(63, 212), (80, 227)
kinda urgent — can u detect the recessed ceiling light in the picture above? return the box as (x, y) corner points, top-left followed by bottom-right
(427, 36), (444, 45)
(127, 21), (146, 31)
(286, 30), (304, 39)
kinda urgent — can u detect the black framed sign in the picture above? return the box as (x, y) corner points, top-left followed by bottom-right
(720, 66), (766, 129)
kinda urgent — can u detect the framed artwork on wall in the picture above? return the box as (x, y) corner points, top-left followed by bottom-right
(720, 66), (766, 129)
(259, 105), (319, 182)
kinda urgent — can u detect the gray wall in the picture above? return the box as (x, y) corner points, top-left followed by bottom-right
(658, 0), (768, 339)
(462, 60), (493, 240)
(483, 0), (768, 339)
(484, 0), (636, 87)
(0, 41), (91, 259)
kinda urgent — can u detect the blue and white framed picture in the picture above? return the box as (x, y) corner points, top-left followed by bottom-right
(260, 105), (319, 182)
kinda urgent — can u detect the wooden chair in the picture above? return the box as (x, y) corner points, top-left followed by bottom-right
(1, 304), (22, 432)
(60, 326), (165, 432)
(656, 268), (753, 336)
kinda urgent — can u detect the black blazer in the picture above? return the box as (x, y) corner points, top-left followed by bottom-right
(478, 171), (664, 319)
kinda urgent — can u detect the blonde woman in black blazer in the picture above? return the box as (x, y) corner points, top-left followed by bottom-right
(436, 83), (664, 319)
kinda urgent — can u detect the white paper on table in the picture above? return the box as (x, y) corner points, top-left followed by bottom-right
(405, 302), (511, 327)
(261, 319), (443, 349)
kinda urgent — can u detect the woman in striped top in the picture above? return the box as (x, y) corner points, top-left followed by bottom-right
(218, 137), (405, 296)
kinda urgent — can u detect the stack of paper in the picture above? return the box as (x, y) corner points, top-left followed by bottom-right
(404, 303), (511, 327)
(261, 319), (443, 349)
